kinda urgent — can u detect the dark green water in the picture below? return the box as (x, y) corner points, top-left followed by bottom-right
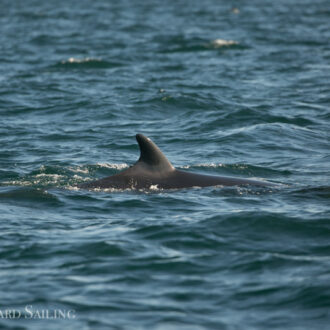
(1, 0), (330, 329)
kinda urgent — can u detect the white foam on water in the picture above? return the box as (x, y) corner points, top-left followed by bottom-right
(149, 184), (160, 191)
(96, 163), (129, 170)
(61, 57), (101, 64)
(180, 163), (224, 169)
(68, 167), (90, 174)
(210, 39), (238, 47)
(35, 174), (64, 180)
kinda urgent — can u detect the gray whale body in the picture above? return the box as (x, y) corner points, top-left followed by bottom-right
(79, 134), (275, 190)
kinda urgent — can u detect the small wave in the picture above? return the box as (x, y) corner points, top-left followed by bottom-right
(158, 36), (239, 53)
(84, 187), (137, 193)
(0, 187), (61, 206)
(96, 163), (129, 170)
(74, 241), (129, 257)
(35, 173), (64, 179)
(290, 186), (330, 199)
(64, 57), (98, 64)
(67, 166), (90, 174)
(54, 57), (124, 69)
(1, 174), (67, 187)
(209, 39), (239, 48)
(180, 163), (224, 169)
(77, 184), (168, 194)
(231, 8), (240, 14)
(67, 163), (129, 181)
(1, 180), (36, 187)
(68, 163), (128, 174)
(1, 164), (131, 190)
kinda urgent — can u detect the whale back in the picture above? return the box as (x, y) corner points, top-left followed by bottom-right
(78, 134), (276, 190)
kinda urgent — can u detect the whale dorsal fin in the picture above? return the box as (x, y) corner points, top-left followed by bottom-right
(135, 134), (174, 172)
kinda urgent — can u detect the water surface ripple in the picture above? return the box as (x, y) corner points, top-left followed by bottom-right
(0, 0), (329, 329)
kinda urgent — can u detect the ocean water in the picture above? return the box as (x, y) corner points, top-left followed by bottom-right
(1, 0), (330, 329)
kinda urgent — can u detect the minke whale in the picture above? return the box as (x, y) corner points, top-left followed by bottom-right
(79, 134), (276, 190)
